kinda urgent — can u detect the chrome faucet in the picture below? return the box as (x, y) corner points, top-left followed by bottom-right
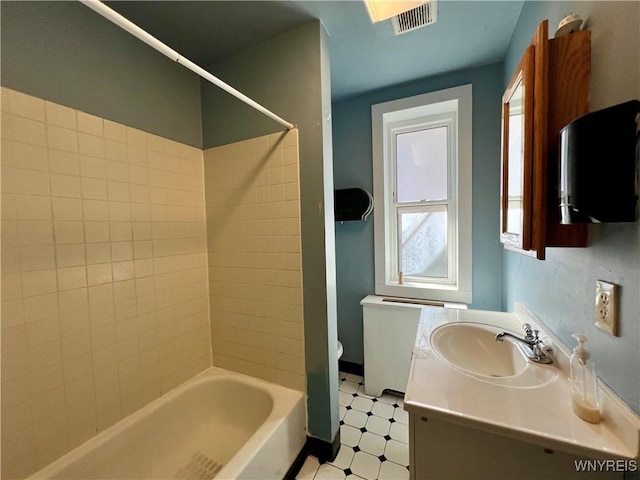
(495, 323), (553, 364)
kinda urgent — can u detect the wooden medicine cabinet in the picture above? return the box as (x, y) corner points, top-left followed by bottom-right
(500, 20), (590, 260)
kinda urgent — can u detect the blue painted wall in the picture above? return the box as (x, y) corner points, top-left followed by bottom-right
(0, 1), (202, 147)
(201, 22), (339, 444)
(332, 63), (504, 364)
(502, 1), (640, 414)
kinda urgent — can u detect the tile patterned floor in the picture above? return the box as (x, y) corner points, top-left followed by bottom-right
(296, 373), (409, 480)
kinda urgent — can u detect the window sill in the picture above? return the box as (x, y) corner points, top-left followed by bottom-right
(375, 282), (471, 305)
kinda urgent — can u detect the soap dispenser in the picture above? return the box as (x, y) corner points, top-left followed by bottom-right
(570, 334), (601, 424)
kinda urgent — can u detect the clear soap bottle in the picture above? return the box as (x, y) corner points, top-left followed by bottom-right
(569, 334), (601, 424)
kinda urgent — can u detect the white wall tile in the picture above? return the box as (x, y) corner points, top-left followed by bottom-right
(103, 120), (126, 143)
(86, 243), (111, 265)
(3, 114), (47, 147)
(5, 89), (46, 121)
(3, 140), (49, 171)
(56, 244), (86, 268)
(57, 266), (87, 291)
(49, 150), (80, 176)
(19, 246), (55, 272)
(204, 130), (304, 390)
(61, 331), (92, 360)
(78, 132), (104, 158)
(47, 125), (78, 153)
(2, 88), (213, 478)
(51, 174), (82, 199)
(0, 299), (24, 330)
(28, 340), (62, 373)
(18, 220), (54, 245)
(104, 139), (127, 161)
(15, 169), (51, 196)
(80, 155), (107, 179)
(52, 198), (83, 221)
(45, 102), (77, 130)
(77, 111), (103, 137)
(84, 222), (110, 243)
(81, 178), (108, 200)
(21, 270), (58, 298)
(30, 386), (66, 424)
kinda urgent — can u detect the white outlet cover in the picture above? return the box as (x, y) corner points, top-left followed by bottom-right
(595, 280), (618, 336)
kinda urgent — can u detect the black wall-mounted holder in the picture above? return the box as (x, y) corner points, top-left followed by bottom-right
(559, 99), (640, 224)
(334, 188), (373, 222)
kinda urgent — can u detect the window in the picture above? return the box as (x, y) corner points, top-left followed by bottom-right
(372, 85), (472, 303)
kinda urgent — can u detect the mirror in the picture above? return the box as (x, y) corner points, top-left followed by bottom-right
(501, 45), (534, 251)
(506, 82), (525, 234)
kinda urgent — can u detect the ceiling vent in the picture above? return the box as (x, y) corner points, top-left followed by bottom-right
(392, 0), (437, 35)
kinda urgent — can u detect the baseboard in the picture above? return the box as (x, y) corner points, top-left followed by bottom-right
(306, 430), (341, 463)
(338, 359), (363, 376)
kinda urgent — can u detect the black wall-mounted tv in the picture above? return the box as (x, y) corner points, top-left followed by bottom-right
(559, 100), (639, 224)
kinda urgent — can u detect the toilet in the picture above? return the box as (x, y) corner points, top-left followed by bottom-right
(337, 340), (344, 360)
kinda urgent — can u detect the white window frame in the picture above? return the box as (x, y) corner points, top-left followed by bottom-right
(372, 84), (472, 304)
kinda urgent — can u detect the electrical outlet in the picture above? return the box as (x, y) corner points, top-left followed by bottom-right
(595, 280), (618, 336)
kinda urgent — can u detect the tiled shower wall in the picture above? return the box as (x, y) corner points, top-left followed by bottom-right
(204, 131), (305, 391)
(1, 88), (211, 478)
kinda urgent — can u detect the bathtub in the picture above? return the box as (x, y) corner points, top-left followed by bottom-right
(30, 367), (306, 480)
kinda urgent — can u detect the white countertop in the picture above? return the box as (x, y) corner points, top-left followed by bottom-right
(403, 304), (640, 461)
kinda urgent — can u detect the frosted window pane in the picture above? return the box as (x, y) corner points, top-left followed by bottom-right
(398, 209), (447, 278)
(396, 126), (448, 203)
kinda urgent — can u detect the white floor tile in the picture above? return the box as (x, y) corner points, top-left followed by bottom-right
(330, 372), (412, 480)
(358, 431), (386, 457)
(296, 455), (320, 480)
(340, 424), (362, 448)
(384, 439), (409, 466)
(350, 451), (381, 480)
(389, 422), (408, 443)
(339, 405), (347, 421)
(351, 396), (374, 413)
(378, 392), (401, 405)
(378, 460), (409, 480)
(345, 373), (363, 384)
(329, 445), (354, 470)
(356, 385), (374, 399)
(371, 401), (394, 419)
(344, 409), (368, 429)
(339, 381), (359, 394)
(315, 463), (346, 480)
(339, 391), (354, 407)
(393, 406), (408, 425)
(365, 415), (390, 436)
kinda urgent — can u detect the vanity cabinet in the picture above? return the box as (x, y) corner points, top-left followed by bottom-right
(409, 414), (621, 480)
(405, 305), (640, 479)
(501, 21), (590, 260)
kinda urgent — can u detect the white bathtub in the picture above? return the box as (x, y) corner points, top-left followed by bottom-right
(29, 367), (306, 480)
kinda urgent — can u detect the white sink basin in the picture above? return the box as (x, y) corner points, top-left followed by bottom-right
(430, 323), (527, 378)
(429, 322), (558, 387)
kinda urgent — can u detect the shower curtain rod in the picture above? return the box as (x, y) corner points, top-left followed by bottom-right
(79, 0), (295, 130)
